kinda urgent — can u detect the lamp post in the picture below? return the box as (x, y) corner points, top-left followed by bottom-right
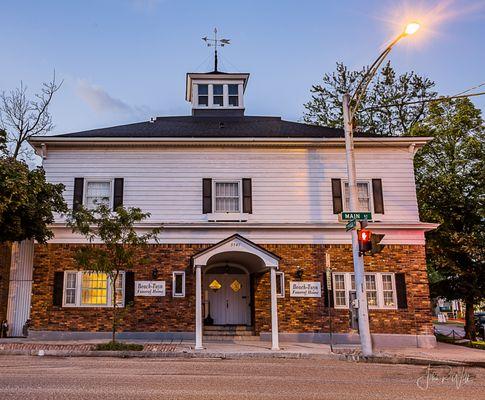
(343, 22), (420, 356)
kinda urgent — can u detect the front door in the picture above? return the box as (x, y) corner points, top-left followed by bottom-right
(206, 273), (249, 325)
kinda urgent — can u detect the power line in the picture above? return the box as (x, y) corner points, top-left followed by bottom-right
(361, 91), (485, 112)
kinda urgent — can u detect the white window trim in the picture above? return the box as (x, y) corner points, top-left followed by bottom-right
(276, 272), (285, 298)
(332, 272), (397, 310)
(212, 179), (243, 214)
(193, 82), (244, 109)
(172, 271), (186, 298)
(342, 179), (380, 215)
(62, 271), (125, 308)
(83, 178), (114, 210)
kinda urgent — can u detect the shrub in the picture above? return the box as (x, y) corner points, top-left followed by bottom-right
(95, 341), (143, 351)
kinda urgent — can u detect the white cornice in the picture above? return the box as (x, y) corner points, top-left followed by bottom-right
(49, 221), (439, 231)
(29, 136), (433, 150)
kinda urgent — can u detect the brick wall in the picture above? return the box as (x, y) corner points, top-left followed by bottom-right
(0, 243), (12, 324)
(30, 242), (433, 336)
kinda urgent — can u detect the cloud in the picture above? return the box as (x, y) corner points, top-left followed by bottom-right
(76, 80), (133, 114)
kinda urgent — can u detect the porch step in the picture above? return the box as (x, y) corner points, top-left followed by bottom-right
(203, 335), (261, 342)
(203, 325), (257, 340)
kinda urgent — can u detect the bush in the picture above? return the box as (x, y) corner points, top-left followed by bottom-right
(95, 341), (143, 351)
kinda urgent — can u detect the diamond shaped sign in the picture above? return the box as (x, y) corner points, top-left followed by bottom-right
(230, 280), (241, 292)
(209, 279), (222, 290)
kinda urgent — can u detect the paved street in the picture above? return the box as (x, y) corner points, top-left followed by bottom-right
(0, 356), (483, 399)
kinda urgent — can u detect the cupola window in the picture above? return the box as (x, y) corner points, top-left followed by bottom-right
(198, 84), (209, 106)
(228, 84), (239, 106)
(213, 84), (224, 106)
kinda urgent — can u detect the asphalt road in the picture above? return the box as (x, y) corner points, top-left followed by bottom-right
(0, 355), (483, 399)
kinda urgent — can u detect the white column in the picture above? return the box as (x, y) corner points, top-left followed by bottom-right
(270, 266), (280, 350)
(195, 265), (203, 350)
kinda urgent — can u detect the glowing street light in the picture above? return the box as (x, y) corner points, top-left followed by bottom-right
(341, 21), (421, 357)
(404, 22), (421, 36)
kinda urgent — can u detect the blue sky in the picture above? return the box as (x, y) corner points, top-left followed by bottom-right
(1, 0), (484, 135)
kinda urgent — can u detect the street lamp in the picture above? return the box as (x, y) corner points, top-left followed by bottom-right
(342, 22), (420, 357)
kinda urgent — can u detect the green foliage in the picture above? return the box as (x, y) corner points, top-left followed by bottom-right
(95, 341), (143, 351)
(303, 61), (436, 135)
(412, 98), (484, 339)
(67, 204), (160, 341)
(0, 157), (67, 243)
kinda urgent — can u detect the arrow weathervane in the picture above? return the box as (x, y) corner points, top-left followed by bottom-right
(202, 28), (230, 72)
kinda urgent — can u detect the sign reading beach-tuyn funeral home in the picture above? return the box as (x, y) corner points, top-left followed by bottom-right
(290, 282), (321, 297)
(135, 281), (166, 296)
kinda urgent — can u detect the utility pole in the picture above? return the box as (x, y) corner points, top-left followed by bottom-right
(342, 93), (373, 356)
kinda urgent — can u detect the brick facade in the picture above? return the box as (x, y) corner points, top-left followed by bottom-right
(0, 243), (12, 324)
(30, 242), (433, 336)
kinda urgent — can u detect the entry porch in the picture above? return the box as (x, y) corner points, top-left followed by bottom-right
(191, 234), (281, 350)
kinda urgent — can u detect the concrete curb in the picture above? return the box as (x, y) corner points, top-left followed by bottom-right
(1, 349), (483, 368)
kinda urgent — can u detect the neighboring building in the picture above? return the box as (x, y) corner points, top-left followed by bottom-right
(4, 67), (438, 348)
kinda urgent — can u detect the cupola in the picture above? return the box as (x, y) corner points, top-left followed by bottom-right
(185, 28), (249, 117)
(186, 71), (250, 117)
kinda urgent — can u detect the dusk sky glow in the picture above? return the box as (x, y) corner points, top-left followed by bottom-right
(2, 0), (484, 135)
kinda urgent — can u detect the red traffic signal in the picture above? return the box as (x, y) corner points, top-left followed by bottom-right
(357, 229), (372, 254)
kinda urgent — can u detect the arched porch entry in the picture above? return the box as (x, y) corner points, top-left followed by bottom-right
(192, 234), (280, 350)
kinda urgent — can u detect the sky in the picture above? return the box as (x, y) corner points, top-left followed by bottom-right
(1, 0), (484, 135)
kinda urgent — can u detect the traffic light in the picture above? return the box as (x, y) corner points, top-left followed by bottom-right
(370, 233), (385, 255)
(357, 229), (372, 254)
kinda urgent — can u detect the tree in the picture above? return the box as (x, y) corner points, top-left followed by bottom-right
(0, 157), (67, 244)
(0, 74), (62, 160)
(412, 98), (484, 340)
(303, 61), (436, 135)
(67, 204), (160, 343)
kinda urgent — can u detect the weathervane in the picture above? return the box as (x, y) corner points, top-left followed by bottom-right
(202, 28), (230, 72)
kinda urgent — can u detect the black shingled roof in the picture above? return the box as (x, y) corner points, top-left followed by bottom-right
(56, 116), (373, 139)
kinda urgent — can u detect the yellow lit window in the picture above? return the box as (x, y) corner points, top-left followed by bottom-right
(81, 273), (108, 305)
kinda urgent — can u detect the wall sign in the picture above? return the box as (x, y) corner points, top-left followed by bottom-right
(135, 281), (166, 296)
(290, 281), (321, 297)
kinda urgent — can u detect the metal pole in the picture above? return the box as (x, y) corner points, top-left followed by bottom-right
(342, 93), (373, 356)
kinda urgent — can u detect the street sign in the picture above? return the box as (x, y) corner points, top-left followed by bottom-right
(341, 211), (372, 221)
(345, 219), (356, 231)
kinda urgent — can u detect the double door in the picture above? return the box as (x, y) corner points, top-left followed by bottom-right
(206, 274), (250, 325)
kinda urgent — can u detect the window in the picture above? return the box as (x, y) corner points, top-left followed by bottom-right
(173, 271), (185, 297)
(228, 84), (239, 106)
(332, 272), (397, 309)
(213, 84), (224, 106)
(333, 274), (346, 307)
(85, 181), (111, 210)
(365, 275), (378, 307)
(382, 274), (396, 307)
(276, 272), (285, 298)
(343, 182), (371, 212)
(64, 272), (77, 305)
(214, 181), (240, 213)
(198, 84), (208, 106)
(63, 271), (124, 307)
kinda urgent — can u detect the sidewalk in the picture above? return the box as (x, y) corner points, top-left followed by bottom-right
(0, 338), (483, 367)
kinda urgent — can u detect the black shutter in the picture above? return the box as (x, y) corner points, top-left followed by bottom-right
(202, 178), (212, 214)
(242, 178), (252, 214)
(125, 271), (135, 306)
(372, 179), (385, 214)
(395, 273), (408, 309)
(113, 178), (124, 211)
(53, 271), (64, 307)
(323, 275), (334, 308)
(73, 178), (84, 212)
(331, 178), (343, 214)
